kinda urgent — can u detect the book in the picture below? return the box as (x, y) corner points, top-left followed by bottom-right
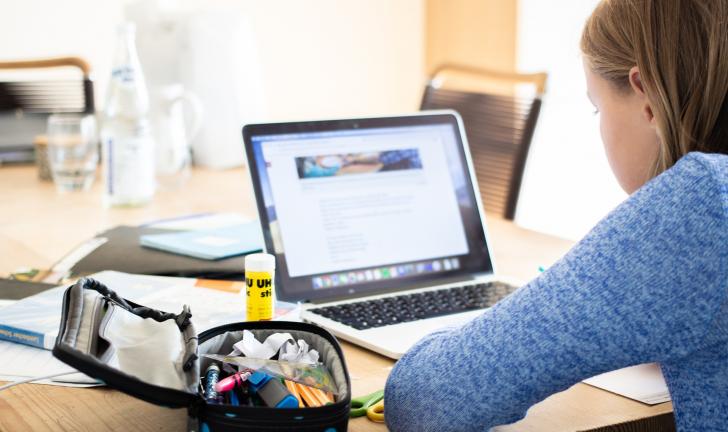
(0, 271), (299, 350)
(0, 284), (66, 349)
(139, 223), (263, 260)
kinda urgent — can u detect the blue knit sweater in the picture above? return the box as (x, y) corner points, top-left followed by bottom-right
(385, 152), (728, 431)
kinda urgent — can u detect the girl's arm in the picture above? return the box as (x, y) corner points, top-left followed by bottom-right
(384, 153), (728, 431)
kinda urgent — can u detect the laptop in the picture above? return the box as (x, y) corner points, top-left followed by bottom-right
(243, 111), (520, 359)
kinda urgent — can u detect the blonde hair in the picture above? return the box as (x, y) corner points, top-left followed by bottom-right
(581, 0), (728, 178)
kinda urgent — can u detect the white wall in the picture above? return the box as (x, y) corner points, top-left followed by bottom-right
(0, 0), (124, 99)
(234, 1), (425, 121)
(0, 0), (425, 120)
(515, 0), (627, 240)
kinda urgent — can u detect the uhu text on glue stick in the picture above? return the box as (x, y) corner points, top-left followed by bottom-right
(245, 253), (275, 321)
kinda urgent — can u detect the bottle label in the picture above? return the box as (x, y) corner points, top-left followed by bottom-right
(246, 270), (274, 321)
(103, 126), (155, 203)
(111, 65), (137, 84)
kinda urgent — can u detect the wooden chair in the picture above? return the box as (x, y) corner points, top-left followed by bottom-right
(420, 64), (547, 220)
(0, 57), (94, 163)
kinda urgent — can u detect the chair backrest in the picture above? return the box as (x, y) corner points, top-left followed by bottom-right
(0, 56), (95, 114)
(0, 57), (94, 163)
(420, 64), (546, 220)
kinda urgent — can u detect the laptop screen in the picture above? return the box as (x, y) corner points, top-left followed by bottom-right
(244, 112), (494, 302)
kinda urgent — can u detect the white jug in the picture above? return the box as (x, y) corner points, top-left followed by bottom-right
(151, 84), (203, 190)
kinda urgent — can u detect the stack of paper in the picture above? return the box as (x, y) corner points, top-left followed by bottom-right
(0, 340), (99, 387)
(0, 271), (299, 350)
(583, 363), (670, 405)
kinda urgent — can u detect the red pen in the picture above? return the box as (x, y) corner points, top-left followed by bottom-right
(214, 371), (252, 393)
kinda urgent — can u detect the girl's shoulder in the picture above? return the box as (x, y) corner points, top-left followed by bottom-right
(656, 151), (727, 218)
(624, 152), (727, 232)
(675, 152), (728, 179)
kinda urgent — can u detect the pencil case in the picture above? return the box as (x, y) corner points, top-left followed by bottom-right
(52, 278), (352, 432)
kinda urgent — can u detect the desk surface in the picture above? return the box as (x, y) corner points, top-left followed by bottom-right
(0, 166), (674, 431)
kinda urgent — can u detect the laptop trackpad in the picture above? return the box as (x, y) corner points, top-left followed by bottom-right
(357, 309), (483, 358)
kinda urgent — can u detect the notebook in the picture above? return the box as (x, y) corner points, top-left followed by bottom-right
(139, 223), (263, 260)
(243, 111), (521, 359)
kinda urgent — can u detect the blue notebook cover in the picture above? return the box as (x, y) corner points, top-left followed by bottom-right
(139, 223), (263, 260)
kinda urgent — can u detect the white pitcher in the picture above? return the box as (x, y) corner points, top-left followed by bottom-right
(151, 84), (203, 190)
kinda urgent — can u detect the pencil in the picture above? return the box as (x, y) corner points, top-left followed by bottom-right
(284, 380), (304, 408)
(295, 382), (322, 407)
(307, 384), (332, 405)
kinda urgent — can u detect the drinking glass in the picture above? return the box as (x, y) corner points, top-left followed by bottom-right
(46, 114), (98, 192)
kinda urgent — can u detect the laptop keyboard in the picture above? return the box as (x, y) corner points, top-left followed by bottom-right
(308, 281), (518, 330)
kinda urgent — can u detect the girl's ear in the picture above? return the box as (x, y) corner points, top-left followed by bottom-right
(628, 66), (656, 126)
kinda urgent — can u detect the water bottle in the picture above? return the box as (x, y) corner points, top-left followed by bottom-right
(101, 22), (155, 207)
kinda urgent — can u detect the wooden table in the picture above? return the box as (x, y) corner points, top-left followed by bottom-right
(0, 165), (674, 431)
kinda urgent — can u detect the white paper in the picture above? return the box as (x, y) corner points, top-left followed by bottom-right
(0, 300), (16, 308)
(51, 236), (109, 273)
(96, 271), (300, 332)
(0, 271), (300, 353)
(231, 330), (293, 358)
(0, 340), (99, 387)
(228, 330), (319, 364)
(583, 363), (670, 405)
(279, 339), (319, 364)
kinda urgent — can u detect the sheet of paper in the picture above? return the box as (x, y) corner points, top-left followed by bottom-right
(0, 271), (300, 352)
(583, 363), (670, 405)
(93, 271), (296, 327)
(0, 340), (100, 387)
(0, 271), (301, 388)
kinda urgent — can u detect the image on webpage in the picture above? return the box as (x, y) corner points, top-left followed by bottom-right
(294, 149), (423, 179)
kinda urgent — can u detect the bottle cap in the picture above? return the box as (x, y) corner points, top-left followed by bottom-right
(245, 253), (275, 271)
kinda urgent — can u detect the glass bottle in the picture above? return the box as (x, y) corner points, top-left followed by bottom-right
(101, 22), (156, 207)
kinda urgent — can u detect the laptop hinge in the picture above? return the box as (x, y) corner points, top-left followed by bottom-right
(304, 273), (490, 305)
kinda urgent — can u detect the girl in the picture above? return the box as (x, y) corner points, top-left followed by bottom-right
(384, 0), (728, 430)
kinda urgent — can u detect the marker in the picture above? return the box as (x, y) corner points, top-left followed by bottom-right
(215, 371), (252, 393)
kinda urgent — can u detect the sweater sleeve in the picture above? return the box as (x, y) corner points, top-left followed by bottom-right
(384, 153), (728, 432)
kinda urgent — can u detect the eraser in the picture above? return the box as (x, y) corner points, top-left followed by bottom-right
(248, 371), (272, 393)
(258, 378), (298, 408)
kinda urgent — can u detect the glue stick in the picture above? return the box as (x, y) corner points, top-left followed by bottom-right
(245, 253), (275, 321)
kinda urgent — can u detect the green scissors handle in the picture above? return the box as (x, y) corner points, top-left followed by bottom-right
(350, 389), (384, 418)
